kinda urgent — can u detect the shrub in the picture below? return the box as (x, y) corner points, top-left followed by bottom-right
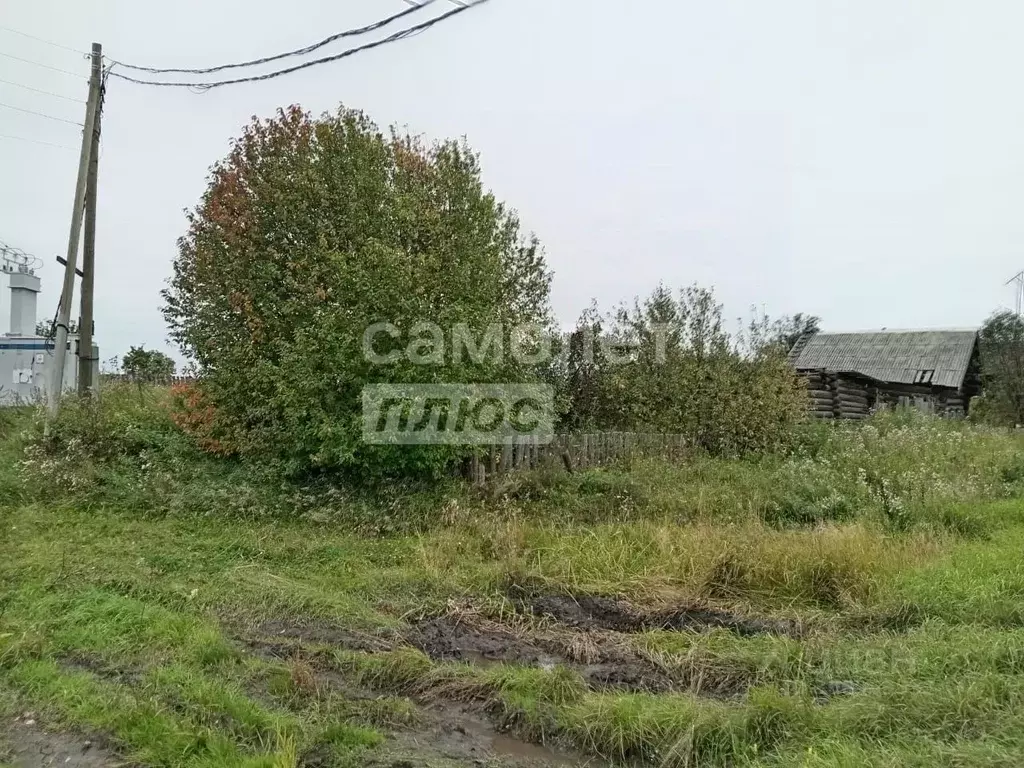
(556, 285), (807, 456)
(162, 105), (552, 478)
(36, 383), (181, 460)
(18, 384), (192, 502)
(169, 381), (235, 457)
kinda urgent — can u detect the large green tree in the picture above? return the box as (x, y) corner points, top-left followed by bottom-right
(163, 106), (551, 475)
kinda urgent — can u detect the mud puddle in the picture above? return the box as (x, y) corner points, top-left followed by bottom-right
(407, 615), (678, 694)
(1, 714), (122, 767)
(242, 632), (597, 766)
(407, 702), (587, 766)
(513, 590), (799, 637)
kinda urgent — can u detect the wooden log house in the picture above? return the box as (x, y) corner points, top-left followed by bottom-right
(788, 329), (981, 419)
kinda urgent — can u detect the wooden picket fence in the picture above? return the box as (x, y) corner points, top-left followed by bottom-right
(466, 431), (688, 485)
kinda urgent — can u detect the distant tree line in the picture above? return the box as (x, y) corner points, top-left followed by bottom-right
(35, 319), (77, 337)
(107, 346), (177, 383)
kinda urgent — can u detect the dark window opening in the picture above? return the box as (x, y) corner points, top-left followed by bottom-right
(914, 369), (934, 384)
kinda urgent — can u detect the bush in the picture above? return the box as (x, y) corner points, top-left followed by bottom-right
(37, 383), (181, 460)
(18, 384), (195, 503)
(556, 285), (807, 456)
(17, 384), (474, 532)
(169, 381), (235, 457)
(163, 105), (552, 478)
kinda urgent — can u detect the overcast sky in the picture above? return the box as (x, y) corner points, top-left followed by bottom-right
(2, 0), (1023, 365)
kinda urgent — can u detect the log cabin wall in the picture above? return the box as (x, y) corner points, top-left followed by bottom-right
(804, 370), (834, 419)
(871, 382), (965, 416)
(834, 375), (870, 419)
(802, 371), (871, 420)
(801, 372), (968, 419)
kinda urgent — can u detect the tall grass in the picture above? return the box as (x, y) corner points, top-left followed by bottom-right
(6, 392), (1024, 766)
(495, 409), (1024, 535)
(14, 386), (1024, 540)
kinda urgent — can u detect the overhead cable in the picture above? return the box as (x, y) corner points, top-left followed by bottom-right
(108, 1), (491, 90)
(0, 77), (86, 103)
(112, 0), (438, 75)
(0, 25), (88, 55)
(0, 51), (84, 77)
(0, 133), (76, 150)
(0, 101), (83, 126)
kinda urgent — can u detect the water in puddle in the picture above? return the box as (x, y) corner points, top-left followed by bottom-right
(458, 648), (561, 672)
(452, 714), (582, 766)
(437, 653), (597, 764)
(491, 731), (578, 765)
(459, 649), (504, 667)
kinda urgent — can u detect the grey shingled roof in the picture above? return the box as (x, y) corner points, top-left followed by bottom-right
(791, 329), (978, 389)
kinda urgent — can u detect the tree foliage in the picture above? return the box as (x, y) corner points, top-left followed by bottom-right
(35, 319), (77, 337)
(977, 311), (1024, 426)
(556, 285), (806, 454)
(122, 346), (176, 382)
(163, 105), (552, 475)
(767, 312), (820, 353)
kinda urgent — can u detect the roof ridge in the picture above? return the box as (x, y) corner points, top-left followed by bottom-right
(815, 328), (978, 335)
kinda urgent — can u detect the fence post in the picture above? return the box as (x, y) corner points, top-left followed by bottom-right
(500, 441), (513, 476)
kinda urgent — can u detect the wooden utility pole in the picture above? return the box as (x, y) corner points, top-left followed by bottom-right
(78, 61), (102, 396)
(47, 42), (102, 419)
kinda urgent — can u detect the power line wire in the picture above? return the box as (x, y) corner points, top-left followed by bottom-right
(113, 0), (438, 75)
(0, 133), (75, 150)
(0, 25), (88, 55)
(108, 0), (491, 90)
(0, 78), (85, 103)
(0, 101), (83, 126)
(0, 51), (84, 77)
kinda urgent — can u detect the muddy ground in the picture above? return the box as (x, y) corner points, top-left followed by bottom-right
(240, 590), (806, 766)
(362, 700), (591, 768)
(249, 627), (598, 766)
(406, 614), (680, 694)
(403, 589), (801, 696)
(252, 590), (796, 699)
(513, 590), (800, 637)
(0, 714), (121, 768)
(5, 591), (799, 767)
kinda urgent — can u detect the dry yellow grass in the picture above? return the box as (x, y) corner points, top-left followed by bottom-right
(414, 516), (943, 611)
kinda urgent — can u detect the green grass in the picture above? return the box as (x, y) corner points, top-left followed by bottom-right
(2, 500), (1023, 765)
(4, 394), (1024, 765)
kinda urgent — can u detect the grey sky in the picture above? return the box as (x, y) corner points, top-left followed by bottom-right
(2, 0), (1023, 366)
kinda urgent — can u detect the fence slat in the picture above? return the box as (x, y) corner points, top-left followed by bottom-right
(468, 432), (692, 486)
